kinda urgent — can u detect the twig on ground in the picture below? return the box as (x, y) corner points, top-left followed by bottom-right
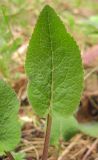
(84, 66), (98, 80)
(20, 145), (39, 160)
(58, 134), (82, 160)
(82, 139), (98, 160)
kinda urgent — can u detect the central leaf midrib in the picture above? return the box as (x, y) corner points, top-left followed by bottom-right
(47, 10), (54, 112)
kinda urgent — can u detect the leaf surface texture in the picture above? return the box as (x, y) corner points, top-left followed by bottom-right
(0, 80), (20, 154)
(25, 5), (83, 117)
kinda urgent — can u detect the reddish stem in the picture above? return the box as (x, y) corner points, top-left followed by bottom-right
(42, 114), (52, 160)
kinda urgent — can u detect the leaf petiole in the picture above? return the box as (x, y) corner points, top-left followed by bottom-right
(42, 114), (52, 160)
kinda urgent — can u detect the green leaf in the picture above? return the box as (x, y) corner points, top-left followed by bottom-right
(13, 152), (25, 160)
(25, 5), (83, 117)
(78, 122), (98, 138)
(0, 80), (21, 154)
(50, 114), (79, 146)
(51, 115), (98, 145)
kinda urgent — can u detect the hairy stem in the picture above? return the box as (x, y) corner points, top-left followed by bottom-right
(42, 114), (52, 160)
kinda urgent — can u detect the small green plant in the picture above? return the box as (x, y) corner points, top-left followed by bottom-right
(0, 80), (21, 159)
(25, 5), (83, 160)
(12, 152), (25, 160)
(50, 115), (79, 146)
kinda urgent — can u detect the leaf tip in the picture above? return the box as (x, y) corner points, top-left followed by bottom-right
(43, 4), (54, 12)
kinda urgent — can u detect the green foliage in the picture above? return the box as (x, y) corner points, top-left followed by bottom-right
(0, 80), (21, 154)
(25, 5), (83, 117)
(62, 117), (79, 141)
(85, 16), (98, 29)
(0, 37), (23, 77)
(78, 122), (98, 138)
(79, 16), (98, 34)
(0, 5), (23, 78)
(0, 59), (9, 77)
(13, 152), (25, 160)
(50, 115), (79, 146)
(51, 115), (98, 145)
